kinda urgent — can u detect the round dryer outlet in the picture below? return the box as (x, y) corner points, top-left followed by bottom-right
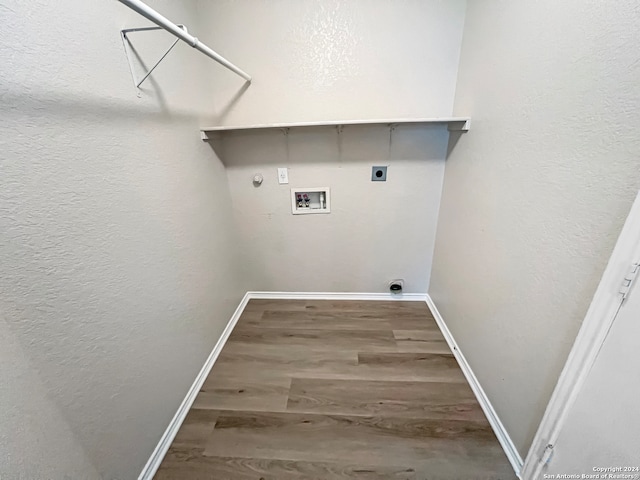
(389, 279), (404, 294)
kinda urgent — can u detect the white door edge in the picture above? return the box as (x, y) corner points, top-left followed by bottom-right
(522, 190), (640, 479)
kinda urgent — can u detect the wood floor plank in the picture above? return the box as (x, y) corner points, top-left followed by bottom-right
(203, 410), (508, 474)
(393, 329), (452, 353)
(242, 310), (440, 331)
(214, 343), (466, 382)
(356, 352), (466, 383)
(215, 342), (357, 368)
(242, 300), (433, 316)
(167, 409), (218, 450)
(242, 299), (309, 312)
(241, 299), (432, 312)
(193, 373), (291, 412)
(287, 378), (485, 421)
(244, 310), (393, 330)
(395, 340), (452, 353)
(156, 452), (421, 480)
(385, 317), (441, 330)
(256, 316), (441, 332)
(228, 327), (397, 351)
(301, 300), (433, 315)
(210, 343), (361, 381)
(262, 309), (429, 319)
(393, 329), (446, 341)
(358, 351), (454, 366)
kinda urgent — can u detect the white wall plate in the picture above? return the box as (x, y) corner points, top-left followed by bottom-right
(291, 187), (331, 215)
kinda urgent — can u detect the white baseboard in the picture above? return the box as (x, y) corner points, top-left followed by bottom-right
(248, 291), (428, 301)
(138, 292), (251, 480)
(425, 294), (523, 478)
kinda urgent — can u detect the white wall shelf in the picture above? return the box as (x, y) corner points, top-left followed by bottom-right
(200, 117), (470, 139)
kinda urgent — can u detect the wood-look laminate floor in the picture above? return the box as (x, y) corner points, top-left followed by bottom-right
(155, 300), (516, 480)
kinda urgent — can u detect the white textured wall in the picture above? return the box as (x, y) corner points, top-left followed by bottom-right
(219, 124), (447, 293)
(197, 0), (467, 126)
(0, 315), (101, 480)
(0, 1), (244, 478)
(430, 0), (640, 458)
(200, 0), (466, 293)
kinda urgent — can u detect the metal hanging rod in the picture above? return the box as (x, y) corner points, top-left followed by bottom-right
(116, 0), (252, 83)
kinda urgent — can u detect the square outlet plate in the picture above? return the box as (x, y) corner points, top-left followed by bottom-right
(372, 166), (387, 181)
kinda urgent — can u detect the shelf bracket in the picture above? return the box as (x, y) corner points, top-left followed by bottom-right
(447, 118), (471, 132)
(120, 25), (187, 90)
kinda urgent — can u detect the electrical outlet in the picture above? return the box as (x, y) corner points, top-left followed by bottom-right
(372, 166), (387, 181)
(278, 167), (289, 184)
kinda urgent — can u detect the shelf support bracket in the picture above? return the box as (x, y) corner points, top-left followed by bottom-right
(120, 25), (187, 90)
(447, 118), (471, 132)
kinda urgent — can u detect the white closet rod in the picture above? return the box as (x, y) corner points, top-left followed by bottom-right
(117, 0), (252, 82)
